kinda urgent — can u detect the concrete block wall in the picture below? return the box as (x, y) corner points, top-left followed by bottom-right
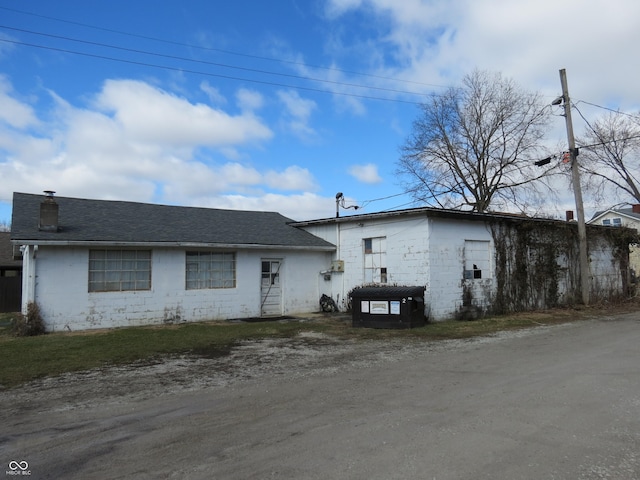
(33, 246), (330, 331)
(588, 238), (626, 300)
(319, 216), (432, 311)
(428, 219), (494, 320)
(302, 215), (496, 320)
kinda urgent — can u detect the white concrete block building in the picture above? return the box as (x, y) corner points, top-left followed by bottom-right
(11, 192), (334, 331)
(293, 207), (633, 320)
(10, 192), (633, 330)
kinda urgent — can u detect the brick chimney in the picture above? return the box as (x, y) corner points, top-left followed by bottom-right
(566, 210), (574, 221)
(632, 204), (640, 214)
(39, 190), (59, 232)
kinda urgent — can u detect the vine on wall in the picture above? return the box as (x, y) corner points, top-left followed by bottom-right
(486, 219), (633, 315)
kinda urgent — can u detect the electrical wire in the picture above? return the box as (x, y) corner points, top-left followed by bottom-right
(357, 191), (408, 209)
(0, 25), (433, 99)
(0, 37), (427, 105)
(0, 5), (450, 91)
(574, 100), (640, 121)
(573, 103), (640, 150)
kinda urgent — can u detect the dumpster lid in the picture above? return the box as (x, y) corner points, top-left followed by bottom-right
(350, 286), (425, 299)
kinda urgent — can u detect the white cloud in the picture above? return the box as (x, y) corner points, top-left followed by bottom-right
(348, 163), (382, 184)
(236, 88), (265, 112)
(0, 75), (39, 129)
(0, 32), (17, 60)
(94, 79), (273, 147)
(205, 192), (335, 221)
(264, 166), (318, 191)
(277, 89), (318, 140)
(0, 77), (327, 218)
(324, 0), (640, 108)
(200, 81), (227, 105)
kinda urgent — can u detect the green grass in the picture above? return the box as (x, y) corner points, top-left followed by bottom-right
(0, 318), (327, 388)
(0, 303), (627, 388)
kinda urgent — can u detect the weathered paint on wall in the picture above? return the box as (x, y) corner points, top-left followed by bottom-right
(590, 211), (640, 275)
(489, 220), (633, 314)
(302, 213), (633, 321)
(313, 215), (432, 311)
(32, 246), (332, 331)
(428, 218), (494, 320)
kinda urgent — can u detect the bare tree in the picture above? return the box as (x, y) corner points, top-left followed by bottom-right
(397, 70), (553, 212)
(577, 111), (640, 205)
(0, 219), (10, 232)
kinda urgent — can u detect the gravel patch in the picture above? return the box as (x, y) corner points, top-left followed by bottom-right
(0, 322), (566, 418)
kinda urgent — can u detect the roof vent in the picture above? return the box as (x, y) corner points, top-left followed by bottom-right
(39, 190), (59, 232)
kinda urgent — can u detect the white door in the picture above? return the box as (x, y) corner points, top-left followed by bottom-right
(261, 259), (282, 317)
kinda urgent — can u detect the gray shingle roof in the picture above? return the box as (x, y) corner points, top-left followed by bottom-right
(0, 232), (21, 268)
(590, 207), (640, 222)
(10, 192), (335, 250)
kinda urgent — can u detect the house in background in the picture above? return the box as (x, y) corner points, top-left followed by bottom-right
(294, 207), (634, 320)
(10, 192), (335, 331)
(588, 204), (640, 275)
(0, 231), (22, 312)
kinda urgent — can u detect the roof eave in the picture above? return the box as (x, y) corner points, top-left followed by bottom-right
(10, 239), (336, 251)
(587, 210), (640, 224)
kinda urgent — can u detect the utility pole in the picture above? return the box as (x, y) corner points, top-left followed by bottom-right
(559, 68), (590, 305)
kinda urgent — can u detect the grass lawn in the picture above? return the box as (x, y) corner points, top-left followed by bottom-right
(0, 303), (629, 388)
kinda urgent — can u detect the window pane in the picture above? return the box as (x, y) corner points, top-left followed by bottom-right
(89, 249), (151, 292)
(186, 251), (236, 290)
(364, 236), (387, 285)
(464, 240), (491, 279)
(364, 238), (373, 254)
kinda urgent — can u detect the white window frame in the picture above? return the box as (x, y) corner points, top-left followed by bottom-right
(464, 240), (491, 280)
(89, 249), (151, 292)
(186, 251), (236, 290)
(364, 237), (387, 284)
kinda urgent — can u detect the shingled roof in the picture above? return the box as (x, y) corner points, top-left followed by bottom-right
(590, 206), (640, 223)
(0, 232), (21, 269)
(10, 192), (335, 250)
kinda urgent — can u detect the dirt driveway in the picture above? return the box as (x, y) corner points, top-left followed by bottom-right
(1, 311), (639, 479)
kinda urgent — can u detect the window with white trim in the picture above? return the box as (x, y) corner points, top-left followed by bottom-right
(364, 237), (387, 283)
(186, 251), (236, 289)
(603, 218), (623, 227)
(89, 249), (151, 292)
(464, 240), (491, 280)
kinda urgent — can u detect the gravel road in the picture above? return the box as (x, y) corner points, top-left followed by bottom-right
(1, 311), (639, 479)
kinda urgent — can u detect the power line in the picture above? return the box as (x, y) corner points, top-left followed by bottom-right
(573, 103), (640, 149)
(574, 100), (640, 121)
(572, 103), (599, 139)
(0, 5), (450, 91)
(0, 38), (426, 105)
(358, 191), (408, 208)
(0, 25), (433, 99)
(576, 134), (640, 150)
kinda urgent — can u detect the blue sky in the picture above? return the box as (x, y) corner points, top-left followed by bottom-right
(1, 0), (639, 224)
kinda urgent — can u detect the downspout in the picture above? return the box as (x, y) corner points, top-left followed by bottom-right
(336, 219), (344, 309)
(21, 244), (37, 314)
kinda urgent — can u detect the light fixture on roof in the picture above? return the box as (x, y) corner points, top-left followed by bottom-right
(335, 192), (360, 218)
(335, 192), (343, 218)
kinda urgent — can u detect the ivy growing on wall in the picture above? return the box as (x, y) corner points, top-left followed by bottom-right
(486, 219), (636, 315)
